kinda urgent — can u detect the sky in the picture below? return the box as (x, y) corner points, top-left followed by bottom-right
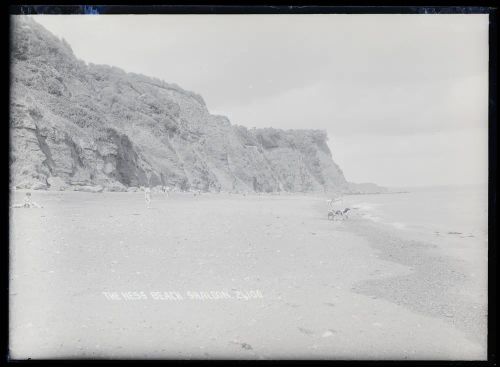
(30, 14), (489, 188)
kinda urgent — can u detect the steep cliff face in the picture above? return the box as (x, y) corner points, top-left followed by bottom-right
(10, 16), (350, 193)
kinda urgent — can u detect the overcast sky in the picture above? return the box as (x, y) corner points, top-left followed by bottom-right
(30, 14), (489, 187)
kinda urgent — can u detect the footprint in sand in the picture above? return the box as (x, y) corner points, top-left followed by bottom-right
(231, 341), (253, 351)
(298, 327), (315, 336)
(240, 343), (253, 350)
(322, 330), (336, 338)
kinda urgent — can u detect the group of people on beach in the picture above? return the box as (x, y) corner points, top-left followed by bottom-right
(12, 184), (204, 210)
(11, 185), (173, 210)
(12, 188), (350, 217)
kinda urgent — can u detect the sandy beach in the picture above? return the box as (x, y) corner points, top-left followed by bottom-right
(9, 190), (487, 360)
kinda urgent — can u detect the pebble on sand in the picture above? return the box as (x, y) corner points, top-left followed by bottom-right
(322, 330), (334, 338)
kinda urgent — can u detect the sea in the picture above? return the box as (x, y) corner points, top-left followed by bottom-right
(342, 184), (488, 242)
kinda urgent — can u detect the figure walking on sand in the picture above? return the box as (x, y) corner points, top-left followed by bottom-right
(327, 195), (342, 209)
(144, 187), (151, 208)
(11, 192), (43, 208)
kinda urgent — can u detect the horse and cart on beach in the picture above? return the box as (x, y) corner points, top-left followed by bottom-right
(327, 196), (351, 221)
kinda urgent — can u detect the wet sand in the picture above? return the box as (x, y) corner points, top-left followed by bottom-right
(9, 191), (487, 359)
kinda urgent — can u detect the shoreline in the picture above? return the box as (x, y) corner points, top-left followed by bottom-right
(339, 216), (487, 348)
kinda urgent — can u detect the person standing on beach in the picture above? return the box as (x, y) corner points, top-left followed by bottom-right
(11, 192), (43, 208)
(162, 185), (170, 198)
(144, 187), (151, 208)
(328, 195), (342, 209)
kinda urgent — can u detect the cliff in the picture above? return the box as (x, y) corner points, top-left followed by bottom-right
(346, 182), (389, 195)
(10, 16), (350, 193)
